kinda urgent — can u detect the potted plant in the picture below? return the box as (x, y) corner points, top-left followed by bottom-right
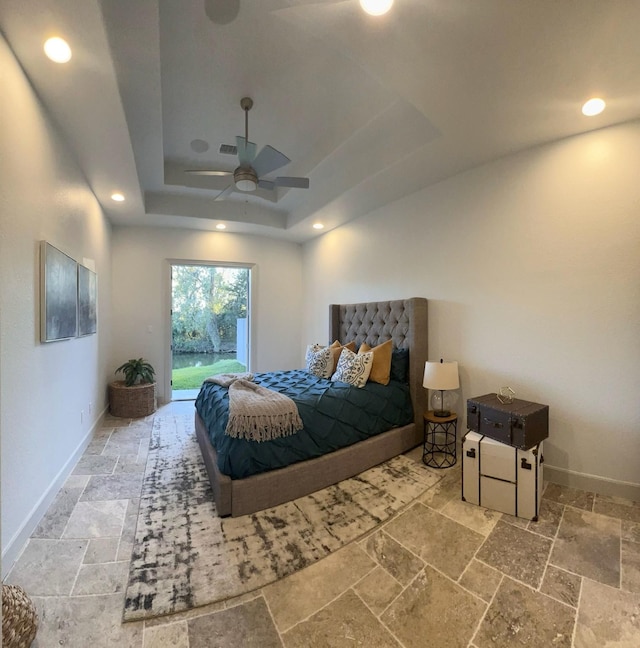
(108, 358), (157, 418)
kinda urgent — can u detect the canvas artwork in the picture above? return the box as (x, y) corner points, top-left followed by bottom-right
(77, 264), (97, 336)
(40, 241), (77, 342)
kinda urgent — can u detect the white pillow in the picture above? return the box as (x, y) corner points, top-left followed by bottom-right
(331, 348), (374, 388)
(305, 344), (333, 379)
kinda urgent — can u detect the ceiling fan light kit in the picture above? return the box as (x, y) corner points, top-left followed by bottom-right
(184, 97), (309, 200)
(234, 167), (258, 192)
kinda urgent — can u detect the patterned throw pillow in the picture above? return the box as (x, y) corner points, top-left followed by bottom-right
(305, 344), (333, 378)
(329, 340), (357, 373)
(331, 348), (374, 388)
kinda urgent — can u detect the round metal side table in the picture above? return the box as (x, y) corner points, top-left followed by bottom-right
(422, 411), (457, 468)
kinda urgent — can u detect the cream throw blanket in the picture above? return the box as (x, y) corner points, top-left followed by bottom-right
(204, 373), (303, 442)
(205, 372), (254, 387)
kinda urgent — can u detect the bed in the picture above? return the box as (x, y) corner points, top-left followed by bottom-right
(194, 297), (428, 517)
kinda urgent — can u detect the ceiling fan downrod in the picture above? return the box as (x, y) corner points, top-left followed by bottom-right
(240, 97), (253, 146)
(235, 97), (257, 190)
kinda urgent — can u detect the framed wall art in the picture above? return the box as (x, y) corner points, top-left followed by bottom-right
(77, 264), (97, 336)
(40, 241), (77, 342)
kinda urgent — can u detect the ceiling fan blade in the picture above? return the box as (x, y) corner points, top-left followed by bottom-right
(258, 179), (275, 191)
(252, 145), (290, 177)
(184, 169), (233, 176)
(236, 136), (257, 166)
(275, 176), (310, 189)
(214, 185), (235, 201)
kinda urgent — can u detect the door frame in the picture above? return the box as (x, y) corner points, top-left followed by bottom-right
(164, 258), (256, 403)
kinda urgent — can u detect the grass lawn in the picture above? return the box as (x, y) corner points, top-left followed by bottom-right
(172, 359), (246, 390)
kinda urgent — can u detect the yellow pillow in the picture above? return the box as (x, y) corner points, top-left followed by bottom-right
(358, 339), (393, 385)
(330, 340), (356, 373)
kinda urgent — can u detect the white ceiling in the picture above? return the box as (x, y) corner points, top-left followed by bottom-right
(2, 0), (640, 243)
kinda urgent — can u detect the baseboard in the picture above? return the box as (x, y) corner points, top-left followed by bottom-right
(1, 406), (108, 579)
(545, 464), (640, 501)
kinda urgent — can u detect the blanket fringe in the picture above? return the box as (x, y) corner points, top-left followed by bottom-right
(226, 412), (304, 442)
(214, 378), (304, 442)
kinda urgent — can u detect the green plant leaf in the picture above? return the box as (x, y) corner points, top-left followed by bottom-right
(116, 358), (156, 386)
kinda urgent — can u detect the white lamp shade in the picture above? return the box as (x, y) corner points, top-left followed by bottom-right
(423, 361), (459, 390)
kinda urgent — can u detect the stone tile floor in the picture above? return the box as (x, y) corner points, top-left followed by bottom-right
(4, 400), (640, 647)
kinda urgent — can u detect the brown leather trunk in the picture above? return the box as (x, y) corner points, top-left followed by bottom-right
(466, 393), (549, 450)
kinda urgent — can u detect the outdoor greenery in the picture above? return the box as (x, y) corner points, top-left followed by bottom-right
(172, 359), (246, 390)
(172, 265), (248, 354)
(115, 358), (156, 387)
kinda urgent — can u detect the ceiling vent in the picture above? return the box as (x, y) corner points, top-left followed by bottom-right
(219, 143), (237, 155)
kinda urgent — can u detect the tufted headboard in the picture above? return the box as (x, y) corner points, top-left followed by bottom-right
(329, 298), (428, 431)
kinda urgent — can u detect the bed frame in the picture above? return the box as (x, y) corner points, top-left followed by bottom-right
(195, 297), (428, 517)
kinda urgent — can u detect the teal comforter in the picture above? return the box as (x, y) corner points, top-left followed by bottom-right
(194, 369), (413, 479)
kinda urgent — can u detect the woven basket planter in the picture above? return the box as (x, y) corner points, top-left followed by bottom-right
(2, 584), (38, 648)
(109, 381), (156, 418)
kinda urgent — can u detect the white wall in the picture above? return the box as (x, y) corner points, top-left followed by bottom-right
(303, 121), (640, 497)
(110, 227), (303, 400)
(0, 34), (112, 573)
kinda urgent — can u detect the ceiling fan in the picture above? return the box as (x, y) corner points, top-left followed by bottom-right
(185, 97), (310, 200)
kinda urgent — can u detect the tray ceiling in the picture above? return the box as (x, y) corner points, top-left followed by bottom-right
(2, 0), (640, 242)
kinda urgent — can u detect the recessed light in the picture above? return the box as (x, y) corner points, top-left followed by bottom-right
(44, 37), (72, 63)
(359, 0), (394, 16)
(582, 98), (606, 117)
(312, 223), (324, 230)
(216, 223), (226, 230)
(111, 193), (125, 202)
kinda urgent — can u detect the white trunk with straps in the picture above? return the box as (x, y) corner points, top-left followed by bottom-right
(462, 431), (543, 521)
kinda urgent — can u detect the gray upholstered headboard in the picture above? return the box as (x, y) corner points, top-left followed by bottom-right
(329, 298), (428, 431)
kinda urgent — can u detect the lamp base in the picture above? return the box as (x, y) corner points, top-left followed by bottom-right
(430, 390), (455, 418)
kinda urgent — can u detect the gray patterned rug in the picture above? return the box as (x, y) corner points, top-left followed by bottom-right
(123, 414), (442, 621)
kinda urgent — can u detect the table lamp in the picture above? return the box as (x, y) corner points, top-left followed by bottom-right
(423, 359), (459, 417)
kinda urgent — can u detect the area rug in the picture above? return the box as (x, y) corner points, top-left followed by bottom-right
(123, 414), (443, 621)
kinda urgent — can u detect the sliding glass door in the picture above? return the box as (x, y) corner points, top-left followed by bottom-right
(170, 263), (250, 401)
